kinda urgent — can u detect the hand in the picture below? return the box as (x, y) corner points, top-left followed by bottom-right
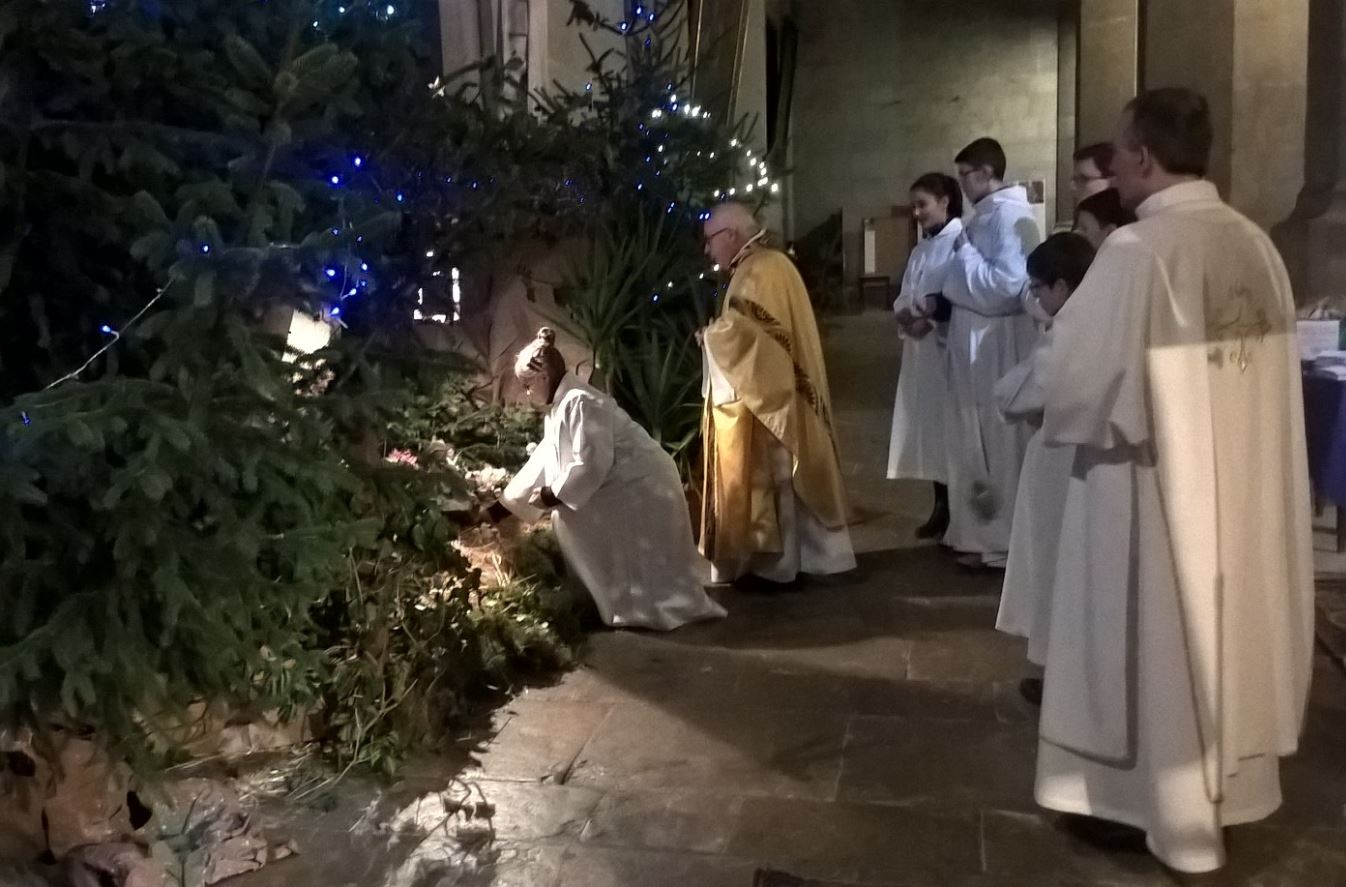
(906, 318), (935, 340)
(893, 306), (916, 327)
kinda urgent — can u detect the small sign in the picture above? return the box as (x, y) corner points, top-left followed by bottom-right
(1298, 320), (1342, 361)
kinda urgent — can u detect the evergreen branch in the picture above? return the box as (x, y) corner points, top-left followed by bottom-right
(42, 278), (176, 391)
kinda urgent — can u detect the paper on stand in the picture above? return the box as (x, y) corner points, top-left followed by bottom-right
(1298, 320), (1342, 360)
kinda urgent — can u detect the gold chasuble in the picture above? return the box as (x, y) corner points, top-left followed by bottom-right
(699, 244), (849, 577)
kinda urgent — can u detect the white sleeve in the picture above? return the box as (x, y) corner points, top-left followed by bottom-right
(943, 212), (1038, 317)
(703, 342), (737, 405)
(994, 358), (1044, 425)
(548, 395), (616, 509)
(1041, 238), (1157, 449)
(500, 445), (548, 522)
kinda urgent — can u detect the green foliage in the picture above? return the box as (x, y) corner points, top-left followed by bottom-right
(540, 0), (765, 474)
(308, 464), (580, 776)
(0, 0), (748, 779)
(0, 0), (573, 775)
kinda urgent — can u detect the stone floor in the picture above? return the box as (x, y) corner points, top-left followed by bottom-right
(234, 312), (1346, 887)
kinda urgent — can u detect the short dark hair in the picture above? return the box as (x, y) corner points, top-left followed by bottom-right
(1073, 141), (1115, 177)
(955, 138), (1007, 180)
(1074, 188), (1137, 230)
(1027, 232), (1096, 292)
(1123, 88), (1213, 177)
(909, 172), (964, 220)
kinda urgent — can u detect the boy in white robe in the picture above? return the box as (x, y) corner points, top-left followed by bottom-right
(490, 328), (727, 632)
(941, 138), (1042, 569)
(993, 233), (1097, 705)
(1034, 89), (1314, 873)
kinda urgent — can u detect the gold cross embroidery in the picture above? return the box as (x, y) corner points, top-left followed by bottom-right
(1207, 283), (1272, 373)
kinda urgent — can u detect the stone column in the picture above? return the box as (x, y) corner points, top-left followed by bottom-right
(1140, 0), (1307, 229)
(1273, 0), (1346, 310)
(1056, 7), (1079, 226)
(1077, 0), (1140, 145)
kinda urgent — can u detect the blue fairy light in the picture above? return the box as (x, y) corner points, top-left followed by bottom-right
(353, 155), (364, 168)
(21, 412), (30, 426)
(331, 227), (341, 236)
(100, 324), (114, 335)
(200, 244), (211, 254)
(385, 4), (395, 15)
(331, 306), (341, 317)
(360, 263), (369, 272)
(585, 82), (593, 92)
(471, 181), (479, 189)
(325, 268), (338, 279)
(634, 4), (644, 13)
(396, 192), (405, 203)
(618, 20), (629, 32)
(329, 174), (342, 186)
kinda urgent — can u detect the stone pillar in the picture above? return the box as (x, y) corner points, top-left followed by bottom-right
(1076, 0), (1140, 145)
(1140, 0), (1307, 229)
(1056, 7), (1079, 226)
(1273, 0), (1346, 310)
(1143, 0), (1237, 193)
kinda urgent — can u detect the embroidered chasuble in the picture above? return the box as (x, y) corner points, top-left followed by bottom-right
(1034, 180), (1314, 873)
(699, 245), (850, 579)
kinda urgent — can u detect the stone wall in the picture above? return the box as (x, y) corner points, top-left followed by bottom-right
(790, 0), (1062, 282)
(1142, 0), (1308, 229)
(1076, 0), (1139, 145)
(542, 0), (626, 95)
(1230, 0), (1309, 229)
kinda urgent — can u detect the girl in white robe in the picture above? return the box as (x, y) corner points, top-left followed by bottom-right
(994, 233), (1096, 687)
(492, 328), (726, 632)
(887, 173), (963, 539)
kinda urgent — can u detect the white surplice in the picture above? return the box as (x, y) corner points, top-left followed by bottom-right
(993, 332), (1072, 666)
(941, 186), (1041, 561)
(887, 218), (962, 483)
(1034, 181), (1315, 873)
(502, 375), (727, 631)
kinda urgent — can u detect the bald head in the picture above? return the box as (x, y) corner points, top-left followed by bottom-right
(703, 202), (762, 267)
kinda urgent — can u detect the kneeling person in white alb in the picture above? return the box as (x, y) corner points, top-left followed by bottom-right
(489, 328), (727, 631)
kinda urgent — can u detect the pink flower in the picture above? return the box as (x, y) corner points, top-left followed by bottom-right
(386, 449), (419, 467)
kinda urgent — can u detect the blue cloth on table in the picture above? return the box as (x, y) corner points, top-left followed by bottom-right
(1303, 370), (1346, 507)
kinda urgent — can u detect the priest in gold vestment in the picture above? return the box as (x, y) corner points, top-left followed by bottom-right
(698, 203), (856, 585)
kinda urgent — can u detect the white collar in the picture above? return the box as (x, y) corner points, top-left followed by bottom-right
(1135, 180), (1221, 219)
(730, 229), (768, 270)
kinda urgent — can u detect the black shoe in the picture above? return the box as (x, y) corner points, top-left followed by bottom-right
(1018, 677), (1043, 706)
(1061, 814), (1148, 853)
(915, 503), (950, 539)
